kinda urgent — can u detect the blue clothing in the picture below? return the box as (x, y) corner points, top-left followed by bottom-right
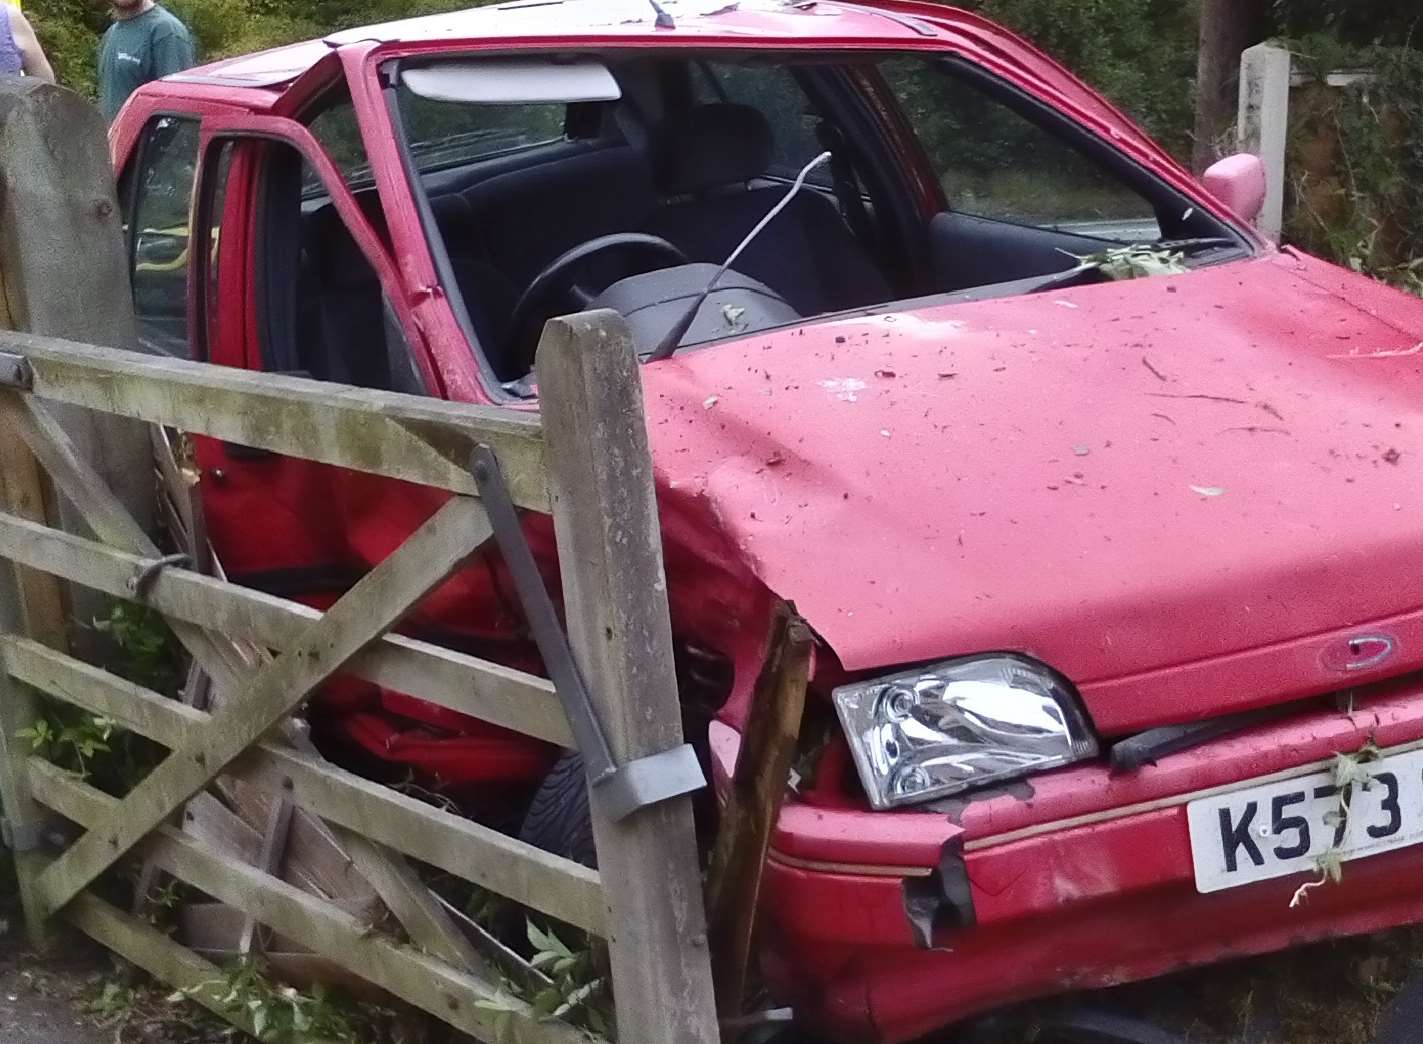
(98, 6), (195, 122)
(0, 9), (22, 76)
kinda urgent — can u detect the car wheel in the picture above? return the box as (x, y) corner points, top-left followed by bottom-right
(519, 749), (597, 868)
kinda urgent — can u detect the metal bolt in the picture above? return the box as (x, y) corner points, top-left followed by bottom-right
(0, 353), (34, 391)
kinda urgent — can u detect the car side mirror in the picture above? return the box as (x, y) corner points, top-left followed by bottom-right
(1202, 153), (1267, 225)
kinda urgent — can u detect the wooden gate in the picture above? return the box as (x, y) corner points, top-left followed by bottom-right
(0, 76), (723, 1044)
(0, 315), (719, 1042)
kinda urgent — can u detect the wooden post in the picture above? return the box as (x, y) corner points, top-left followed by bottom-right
(537, 311), (719, 1044)
(706, 608), (812, 1022)
(0, 79), (153, 649)
(1238, 42), (1292, 241)
(0, 399), (72, 948)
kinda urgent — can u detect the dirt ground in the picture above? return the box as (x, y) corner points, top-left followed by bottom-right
(0, 913), (114, 1044)
(0, 903), (230, 1044)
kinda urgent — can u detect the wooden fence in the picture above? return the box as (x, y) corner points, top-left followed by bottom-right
(0, 80), (719, 1044)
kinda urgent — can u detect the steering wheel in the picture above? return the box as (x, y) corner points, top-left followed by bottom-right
(502, 233), (688, 372)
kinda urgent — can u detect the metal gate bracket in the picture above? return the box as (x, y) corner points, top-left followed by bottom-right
(471, 445), (705, 821)
(0, 352), (33, 391)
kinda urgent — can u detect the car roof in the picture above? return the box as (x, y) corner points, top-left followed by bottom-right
(178, 0), (969, 88)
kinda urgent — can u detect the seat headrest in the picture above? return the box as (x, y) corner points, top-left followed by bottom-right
(654, 103), (773, 195)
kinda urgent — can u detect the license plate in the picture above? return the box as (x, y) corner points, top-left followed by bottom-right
(1187, 748), (1423, 893)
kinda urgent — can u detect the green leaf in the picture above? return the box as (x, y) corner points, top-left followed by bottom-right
(474, 990), (525, 1014)
(526, 919), (571, 959)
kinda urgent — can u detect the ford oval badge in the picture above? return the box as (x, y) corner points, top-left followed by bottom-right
(1321, 634), (1397, 673)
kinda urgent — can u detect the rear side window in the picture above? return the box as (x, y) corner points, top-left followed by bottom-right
(124, 115), (200, 356)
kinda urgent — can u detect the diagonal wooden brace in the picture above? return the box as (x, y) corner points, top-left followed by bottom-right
(34, 493), (490, 917)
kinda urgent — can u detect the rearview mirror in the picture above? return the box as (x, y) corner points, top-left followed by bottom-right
(1202, 153), (1267, 225)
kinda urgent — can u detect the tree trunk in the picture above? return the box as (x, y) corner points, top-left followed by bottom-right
(1192, 0), (1268, 172)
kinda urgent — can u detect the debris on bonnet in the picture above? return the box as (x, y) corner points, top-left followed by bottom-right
(1328, 339), (1423, 360)
(875, 368), (897, 378)
(1190, 485), (1227, 497)
(1073, 445), (1091, 457)
(1383, 447), (1402, 465)
(703, 395), (720, 409)
(1141, 356), (1169, 382)
(1053, 299), (1080, 309)
(1064, 244), (1188, 280)
(819, 378), (866, 402)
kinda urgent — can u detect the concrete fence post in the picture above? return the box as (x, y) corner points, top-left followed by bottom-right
(1237, 42), (1292, 242)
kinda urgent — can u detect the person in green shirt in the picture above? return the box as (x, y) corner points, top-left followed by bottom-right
(97, 0), (195, 122)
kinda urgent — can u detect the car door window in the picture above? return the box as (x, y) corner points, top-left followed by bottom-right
(879, 57), (1161, 240)
(253, 139), (422, 393)
(124, 115), (201, 356)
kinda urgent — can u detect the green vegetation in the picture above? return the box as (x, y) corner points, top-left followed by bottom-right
(14, 599), (176, 797)
(26, 0), (475, 98)
(187, 958), (391, 1043)
(1283, 39), (1423, 294)
(966, 0), (1199, 160)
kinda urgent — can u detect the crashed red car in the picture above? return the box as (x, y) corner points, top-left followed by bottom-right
(110, 0), (1423, 1039)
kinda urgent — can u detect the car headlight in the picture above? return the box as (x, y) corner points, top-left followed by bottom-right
(832, 653), (1098, 810)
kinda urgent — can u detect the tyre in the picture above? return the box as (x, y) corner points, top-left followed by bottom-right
(519, 749), (597, 868)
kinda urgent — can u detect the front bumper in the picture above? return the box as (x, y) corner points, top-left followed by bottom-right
(712, 673), (1423, 1043)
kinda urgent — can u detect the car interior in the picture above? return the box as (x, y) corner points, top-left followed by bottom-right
(285, 50), (1248, 395)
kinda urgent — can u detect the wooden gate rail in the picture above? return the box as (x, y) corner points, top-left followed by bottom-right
(0, 329), (549, 509)
(0, 311), (719, 1043)
(0, 509), (571, 746)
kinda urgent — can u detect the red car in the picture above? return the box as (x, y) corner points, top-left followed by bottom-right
(110, 1), (1423, 1040)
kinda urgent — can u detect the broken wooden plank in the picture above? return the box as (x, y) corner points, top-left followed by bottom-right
(31, 761), (587, 1044)
(239, 788), (297, 956)
(705, 608), (813, 1022)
